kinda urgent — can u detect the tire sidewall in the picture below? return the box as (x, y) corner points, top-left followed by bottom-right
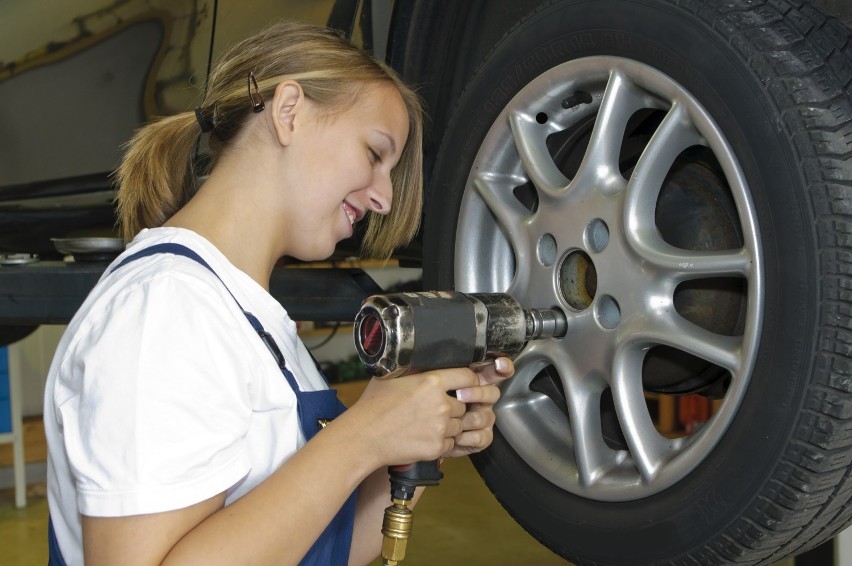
(423, 0), (816, 560)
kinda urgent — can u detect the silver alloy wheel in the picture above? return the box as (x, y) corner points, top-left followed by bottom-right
(454, 56), (764, 502)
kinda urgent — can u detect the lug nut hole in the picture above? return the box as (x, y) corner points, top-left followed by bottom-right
(595, 295), (621, 329)
(585, 218), (609, 254)
(537, 233), (557, 267)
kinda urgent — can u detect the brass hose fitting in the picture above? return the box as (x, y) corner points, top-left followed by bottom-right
(381, 498), (414, 566)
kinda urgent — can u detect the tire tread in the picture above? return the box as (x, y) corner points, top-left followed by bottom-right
(662, 2), (852, 562)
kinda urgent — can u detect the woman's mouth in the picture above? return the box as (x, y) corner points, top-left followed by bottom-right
(342, 202), (359, 226)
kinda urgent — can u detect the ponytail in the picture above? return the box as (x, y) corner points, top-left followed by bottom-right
(114, 112), (204, 241)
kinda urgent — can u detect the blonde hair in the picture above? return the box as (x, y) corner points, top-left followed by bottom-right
(115, 20), (424, 259)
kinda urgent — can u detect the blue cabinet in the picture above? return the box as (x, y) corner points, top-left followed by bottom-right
(0, 348), (9, 433)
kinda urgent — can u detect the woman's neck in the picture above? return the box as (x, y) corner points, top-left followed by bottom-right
(163, 173), (282, 290)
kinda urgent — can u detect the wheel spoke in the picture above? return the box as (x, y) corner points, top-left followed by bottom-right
(473, 172), (533, 229)
(636, 240), (752, 280)
(549, 348), (620, 486)
(473, 173), (536, 291)
(625, 102), (703, 247)
(636, 313), (743, 373)
(494, 348), (576, 476)
(623, 102), (752, 278)
(626, 103), (705, 225)
(573, 71), (652, 196)
(619, 99), (749, 373)
(509, 111), (570, 195)
(612, 344), (676, 482)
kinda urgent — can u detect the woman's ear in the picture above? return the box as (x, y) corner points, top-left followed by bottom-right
(271, 80), (304, 147)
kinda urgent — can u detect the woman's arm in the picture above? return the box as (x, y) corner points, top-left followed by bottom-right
(83, 494), (227, 565)
(81, 367), (482, 566)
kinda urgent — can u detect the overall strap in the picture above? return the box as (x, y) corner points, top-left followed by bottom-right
(109, 242), (356, 565)
(47, 517), (67, 566)
(110, 242), (300, 392)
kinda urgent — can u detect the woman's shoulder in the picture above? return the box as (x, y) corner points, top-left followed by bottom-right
(63, 229), (251, 350)
(115, 226), (278, 313)
(112, 227), (226, 281)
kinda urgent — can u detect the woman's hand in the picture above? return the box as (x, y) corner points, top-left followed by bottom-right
(344, 358), (513, 565)
(443, 356), (514, 459)
(341, 357), (514, 469)
(343, 367), (480, 468)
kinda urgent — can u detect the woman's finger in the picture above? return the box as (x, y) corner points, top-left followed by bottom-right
(448, 417), (465, 438)
(455, 384), (501, 405)
(453, 428), (493, 451)
(473, 357), (515, 386)
(461, 407), (496, 431)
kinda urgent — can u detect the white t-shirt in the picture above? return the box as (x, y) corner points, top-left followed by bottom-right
(44, 227), (330, 565)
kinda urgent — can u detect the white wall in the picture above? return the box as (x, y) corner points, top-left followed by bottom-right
(8, 325), (65, 417)
(839, 527), (852, 566)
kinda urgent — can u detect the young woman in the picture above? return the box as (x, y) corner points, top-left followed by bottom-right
(44, 20), (513, 566)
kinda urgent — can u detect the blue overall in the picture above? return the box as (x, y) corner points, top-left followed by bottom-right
(49, 243), (357, 565)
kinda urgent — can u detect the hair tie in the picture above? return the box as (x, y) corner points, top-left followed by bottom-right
(194, 107), (214, 133)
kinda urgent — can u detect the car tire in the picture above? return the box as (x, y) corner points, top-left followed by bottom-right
(422, 0), (852, 564)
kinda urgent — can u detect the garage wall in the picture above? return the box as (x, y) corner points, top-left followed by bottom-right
(840, 530), (852, 566)
(8, 326), (65, 417)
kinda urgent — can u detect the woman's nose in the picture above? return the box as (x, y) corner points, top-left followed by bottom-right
(367, 175), (392, 215)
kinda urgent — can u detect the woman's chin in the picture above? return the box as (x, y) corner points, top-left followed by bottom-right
(292, 245), (338, 263)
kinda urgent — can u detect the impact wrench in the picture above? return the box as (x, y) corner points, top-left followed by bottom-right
(353, 291), (567, 565)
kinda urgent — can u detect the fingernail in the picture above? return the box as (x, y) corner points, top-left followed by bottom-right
(495, 358), (508, 372)
(456, 388), (471, 402)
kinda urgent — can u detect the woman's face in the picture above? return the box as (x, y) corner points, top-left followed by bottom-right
(278, 82), (409, 261)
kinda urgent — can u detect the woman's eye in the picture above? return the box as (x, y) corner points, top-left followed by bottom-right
(369, 148), (381, 164)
